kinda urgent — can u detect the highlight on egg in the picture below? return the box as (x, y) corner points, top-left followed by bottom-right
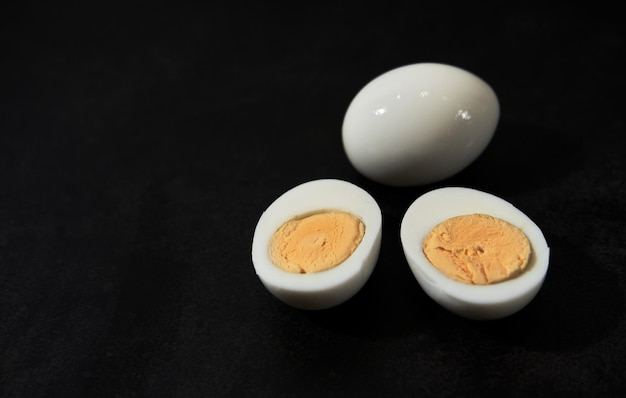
(251, 179), (382, 310)
(342, 63), (500, 187)
(400, 187), (550, 320)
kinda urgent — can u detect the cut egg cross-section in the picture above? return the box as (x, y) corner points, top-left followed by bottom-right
(400, 187), (550, 320)
(252, 179), (382, 310)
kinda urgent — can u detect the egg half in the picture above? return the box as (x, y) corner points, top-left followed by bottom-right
(342, 63), (500, 187)
(251, 179), (382, 310)
(400, 187), (550, 320)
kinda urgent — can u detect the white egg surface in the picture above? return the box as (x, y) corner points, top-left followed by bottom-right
(400, 187), (549, 320)
(251, 179), (382, 310)
(342, 63), (500, 187)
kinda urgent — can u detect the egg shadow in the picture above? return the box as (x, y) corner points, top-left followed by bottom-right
(463, 232), (624, 351)
(446, 122), (584, 195)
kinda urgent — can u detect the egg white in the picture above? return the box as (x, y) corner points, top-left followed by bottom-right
(342, 63), (500, 187)
(400, 187), (550, 320)
(251, 179), (382, 310)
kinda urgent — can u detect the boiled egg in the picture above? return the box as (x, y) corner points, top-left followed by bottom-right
(251, 179), (382, 310)
(342, 63), (500, 187)
(400, 187), (550, 320)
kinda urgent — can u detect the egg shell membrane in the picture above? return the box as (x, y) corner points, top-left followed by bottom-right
(251, 179), (382, 309)
(401, 187), (549, 311)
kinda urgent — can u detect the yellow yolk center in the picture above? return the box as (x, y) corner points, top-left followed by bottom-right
(269, 211), (365, 274)
(422, 213), (531, 285)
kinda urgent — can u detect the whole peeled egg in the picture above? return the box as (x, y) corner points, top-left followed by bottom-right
(251, 179), (382, 310)
(400, 187), (550, 320)
(342, 63), (500, 187)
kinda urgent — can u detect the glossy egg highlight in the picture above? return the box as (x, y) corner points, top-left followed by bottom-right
(342, 63), (500, 187)
(251, 179), (382, 310)
(400, 187), (550, 320)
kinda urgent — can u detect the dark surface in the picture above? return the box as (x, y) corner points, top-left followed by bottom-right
(1, 2), (625, 397)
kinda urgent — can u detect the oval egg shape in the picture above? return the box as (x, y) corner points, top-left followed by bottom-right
(342, 63), (500, 187)
(251, 179), (382, 310)
(400, 187), (550, 320)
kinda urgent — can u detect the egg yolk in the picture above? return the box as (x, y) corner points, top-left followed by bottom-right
(269, 211), (365, 274)
(422, 213), (531, 285)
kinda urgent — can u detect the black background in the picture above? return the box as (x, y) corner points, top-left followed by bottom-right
(1, 2), (625, 397)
